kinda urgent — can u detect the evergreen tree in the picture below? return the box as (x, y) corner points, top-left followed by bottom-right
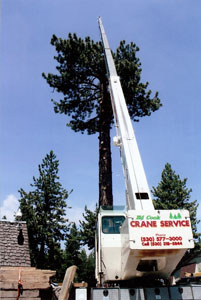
(61, 223), (82, 282)
(19, 151), (70, 271)
(79, 206), (98, 250)
(64, 223), (81, 268)
(42, 34), (162, 207)
(77, 249), (88, 282)
(152, 163), (201, 264)
(18, 191), (39, 266)
(62, 208), (97, 284)
(78, 249), (96, 286)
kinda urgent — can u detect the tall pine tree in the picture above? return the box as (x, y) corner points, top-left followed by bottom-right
(42, 34), (162, 207)
(19, 151), (70, 270)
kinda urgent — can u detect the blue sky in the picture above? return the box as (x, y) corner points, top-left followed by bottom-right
(1, 0), (201, 230)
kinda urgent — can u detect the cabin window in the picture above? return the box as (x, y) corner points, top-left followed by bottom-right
(102, 216), (125, 234)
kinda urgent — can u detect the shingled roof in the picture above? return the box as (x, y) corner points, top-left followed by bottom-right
(0, 220), (31, 267)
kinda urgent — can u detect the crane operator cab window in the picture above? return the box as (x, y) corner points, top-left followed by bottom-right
(102, 216), (125, 234)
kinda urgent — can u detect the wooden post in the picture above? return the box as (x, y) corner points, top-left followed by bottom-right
(58, 266), (77, 300)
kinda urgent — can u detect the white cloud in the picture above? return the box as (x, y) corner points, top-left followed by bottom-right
(0, 194), (19, 221)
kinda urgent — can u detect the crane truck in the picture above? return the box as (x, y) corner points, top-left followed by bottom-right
(95, 17), (195, 287)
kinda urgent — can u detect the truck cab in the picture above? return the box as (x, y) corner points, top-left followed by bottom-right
(95, 206), (126, 284)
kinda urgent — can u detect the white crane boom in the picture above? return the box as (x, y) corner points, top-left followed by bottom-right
(98, 17), (154, 211)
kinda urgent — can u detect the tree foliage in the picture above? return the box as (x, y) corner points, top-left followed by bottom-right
(78, 249), (96, 286)
(62, 222), (96, 285)
(18, 152), (96, 283)
(79, 205), (98, 250)
(43, 35), (161, 131)
(152, 163), (201, 265)
(19, 151), (69, 270)
(42, 33), (162, 207)
(64, 223), (81, 268)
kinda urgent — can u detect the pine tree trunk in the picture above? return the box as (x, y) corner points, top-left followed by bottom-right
(99, 82), (113, 207)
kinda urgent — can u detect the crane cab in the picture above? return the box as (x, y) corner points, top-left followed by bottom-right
(95, 206), (126, 284)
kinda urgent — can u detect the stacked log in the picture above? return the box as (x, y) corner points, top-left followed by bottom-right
(0, 266), (56, 300)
